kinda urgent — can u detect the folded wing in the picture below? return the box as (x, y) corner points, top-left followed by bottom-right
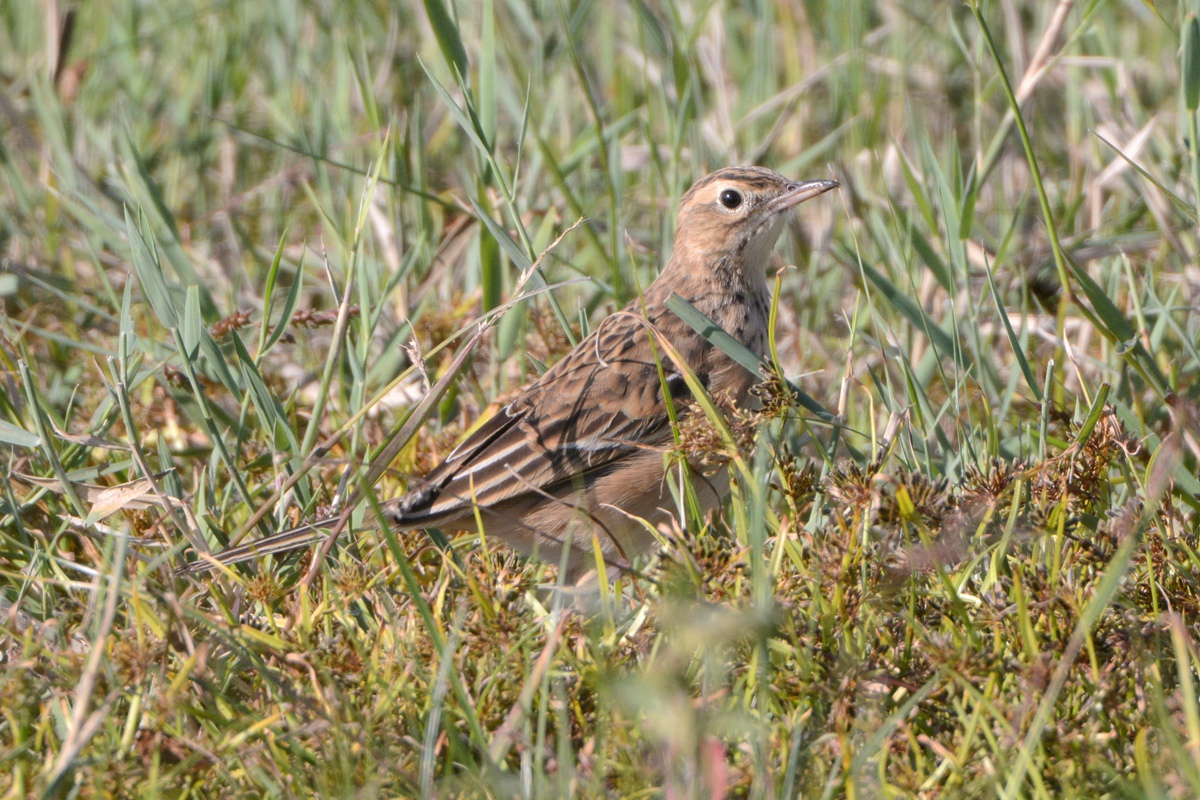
(391, 313), (686, 528)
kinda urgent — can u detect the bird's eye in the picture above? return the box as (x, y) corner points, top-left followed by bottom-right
(719, 189), (743, 209)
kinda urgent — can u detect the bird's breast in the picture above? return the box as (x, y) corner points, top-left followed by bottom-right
(675, 287), (771, 401)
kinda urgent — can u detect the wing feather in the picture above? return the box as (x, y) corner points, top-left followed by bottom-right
(391, 312), (684, 527)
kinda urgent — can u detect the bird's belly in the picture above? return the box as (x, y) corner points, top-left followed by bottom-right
(486, 449), (729, 581)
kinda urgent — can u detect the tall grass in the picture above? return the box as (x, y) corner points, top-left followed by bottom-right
(2, 0), (1199, 796)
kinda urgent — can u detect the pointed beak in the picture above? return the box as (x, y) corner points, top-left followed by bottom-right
(767, 179), (839, 213)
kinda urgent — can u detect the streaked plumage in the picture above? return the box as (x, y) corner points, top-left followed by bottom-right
(183, 167), (837, 579)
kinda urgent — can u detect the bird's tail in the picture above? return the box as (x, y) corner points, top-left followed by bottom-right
(175, 513), (366, 575)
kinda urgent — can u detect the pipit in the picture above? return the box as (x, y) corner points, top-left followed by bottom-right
(184, 167), (837, 579)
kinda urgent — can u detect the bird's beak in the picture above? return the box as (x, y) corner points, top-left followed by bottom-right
(768, 179), (839, 213)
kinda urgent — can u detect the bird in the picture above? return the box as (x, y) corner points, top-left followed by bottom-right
(181, 167), (838, 580)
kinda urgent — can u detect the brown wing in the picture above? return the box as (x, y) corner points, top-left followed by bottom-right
(390, 310), (692, 528)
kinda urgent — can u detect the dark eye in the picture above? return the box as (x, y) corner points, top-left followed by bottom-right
(719, 189), (743, 209)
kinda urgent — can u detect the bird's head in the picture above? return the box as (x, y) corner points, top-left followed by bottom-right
(669, 166), (837, 279)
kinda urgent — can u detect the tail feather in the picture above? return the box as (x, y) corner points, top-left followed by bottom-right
(175, 472), (588, 576)
(175, 515), (346, 575)
(174, 499), (463, 576)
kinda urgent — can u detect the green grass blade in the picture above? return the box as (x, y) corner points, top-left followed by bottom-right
(423, 0), (471, 85)
(124, 207), (179, 331)
(666, 293), (835, 421)
(984, 255), (1041, 401)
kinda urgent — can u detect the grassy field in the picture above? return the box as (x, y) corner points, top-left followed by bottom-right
(3, 0), (1200, 796)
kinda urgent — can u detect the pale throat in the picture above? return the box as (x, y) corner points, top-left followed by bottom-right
(713, 216), (786, 296)
(658, 212), (786, 324)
